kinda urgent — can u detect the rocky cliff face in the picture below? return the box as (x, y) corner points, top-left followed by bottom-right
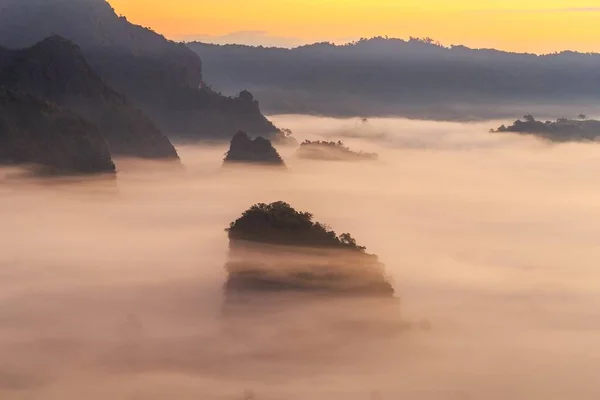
(0, 88), (116, 175)
(223, 131), (285, 166)
(0, 36), (179, 159)
(0, 0), (280, 139)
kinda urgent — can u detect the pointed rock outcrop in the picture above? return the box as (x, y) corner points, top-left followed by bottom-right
(223, 131), (285, 166)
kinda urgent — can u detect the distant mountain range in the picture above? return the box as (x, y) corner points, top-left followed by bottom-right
(188, 38), (600, 120)
(0, 0), (280, 139)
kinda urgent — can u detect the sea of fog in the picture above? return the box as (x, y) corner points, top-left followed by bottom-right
(1, 116), (599, 399)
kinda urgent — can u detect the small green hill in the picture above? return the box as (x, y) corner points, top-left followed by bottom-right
(224, 202), (394, 297)
(296, 140), (378, 161)
(227, 201), (363, 249)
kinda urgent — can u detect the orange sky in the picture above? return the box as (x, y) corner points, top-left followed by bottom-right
(110, 0), (600, 53)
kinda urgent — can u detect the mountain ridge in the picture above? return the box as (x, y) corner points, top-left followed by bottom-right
(191, 37), (600, 57)
(0, 35), (179, 159)
(188, 37), (600, 120)
(0, 0), (280, 139)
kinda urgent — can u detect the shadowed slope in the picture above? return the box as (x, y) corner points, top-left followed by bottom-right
(0, 36), (178, 159)
(0, 0), (280, 139)
(0, 88), (115, 175)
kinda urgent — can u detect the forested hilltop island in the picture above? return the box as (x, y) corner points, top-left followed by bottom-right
(223, 131), (285, 167)
(0, 88), (115, 175)
(492, 115), (600, 142)
(224, 202), (395, 296)
(0, 35), (179, 160)
(0, 0), (281, 140)
(296, 140), (378, 162)
(189, 37), (600, 120)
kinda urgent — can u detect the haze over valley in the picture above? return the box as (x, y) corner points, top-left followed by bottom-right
(1, 0), (600, 398)
(2, 116), (600, 398)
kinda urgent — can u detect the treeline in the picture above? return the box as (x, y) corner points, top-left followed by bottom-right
(188, 37), (600, 119)
(226, 201), (366, 251)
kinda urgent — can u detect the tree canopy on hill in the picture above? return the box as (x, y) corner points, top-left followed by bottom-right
(226, 201), (366, 251)
(223, 202), (396, 297)
(301, 140), (352, 148)
(297, 140), (378, 161)
(492, 115), (600, 142)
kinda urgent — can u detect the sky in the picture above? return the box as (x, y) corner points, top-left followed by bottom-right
(109, 0), (600, 53)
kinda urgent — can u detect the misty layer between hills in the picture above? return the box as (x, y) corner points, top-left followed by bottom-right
(1, 116), (600, 399)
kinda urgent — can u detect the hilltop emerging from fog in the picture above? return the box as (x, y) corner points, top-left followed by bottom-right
(296, 140), (378, 162)
(492, 115), (600, 142)
(188, 37), (600, 120)
(223, 131), (285, 166)
(224, 202), (394, 297)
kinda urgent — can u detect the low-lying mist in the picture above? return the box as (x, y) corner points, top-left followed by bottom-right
(1, 115), (600, 399)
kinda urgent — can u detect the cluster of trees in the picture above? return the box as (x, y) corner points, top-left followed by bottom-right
(492, 114), (600, 142)
(223, 202), (397, 298)
(301, 140), (351, 148)
(297, 140), (378, 161)
(226, 201), (366, 251)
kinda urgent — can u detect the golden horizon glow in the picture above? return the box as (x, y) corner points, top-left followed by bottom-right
(110, 0), (600, 53)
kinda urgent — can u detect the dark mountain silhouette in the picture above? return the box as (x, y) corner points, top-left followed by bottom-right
(0, 36), (178, 159)
(0, 0), (280, 139)
(188, 37), (600, 120)
(492, 115), (600, 142)
(0, 88), (115, 175)
(296, 140), (378, 162)
(223, 131), (285, 166)
(224, 202), (395, 296)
